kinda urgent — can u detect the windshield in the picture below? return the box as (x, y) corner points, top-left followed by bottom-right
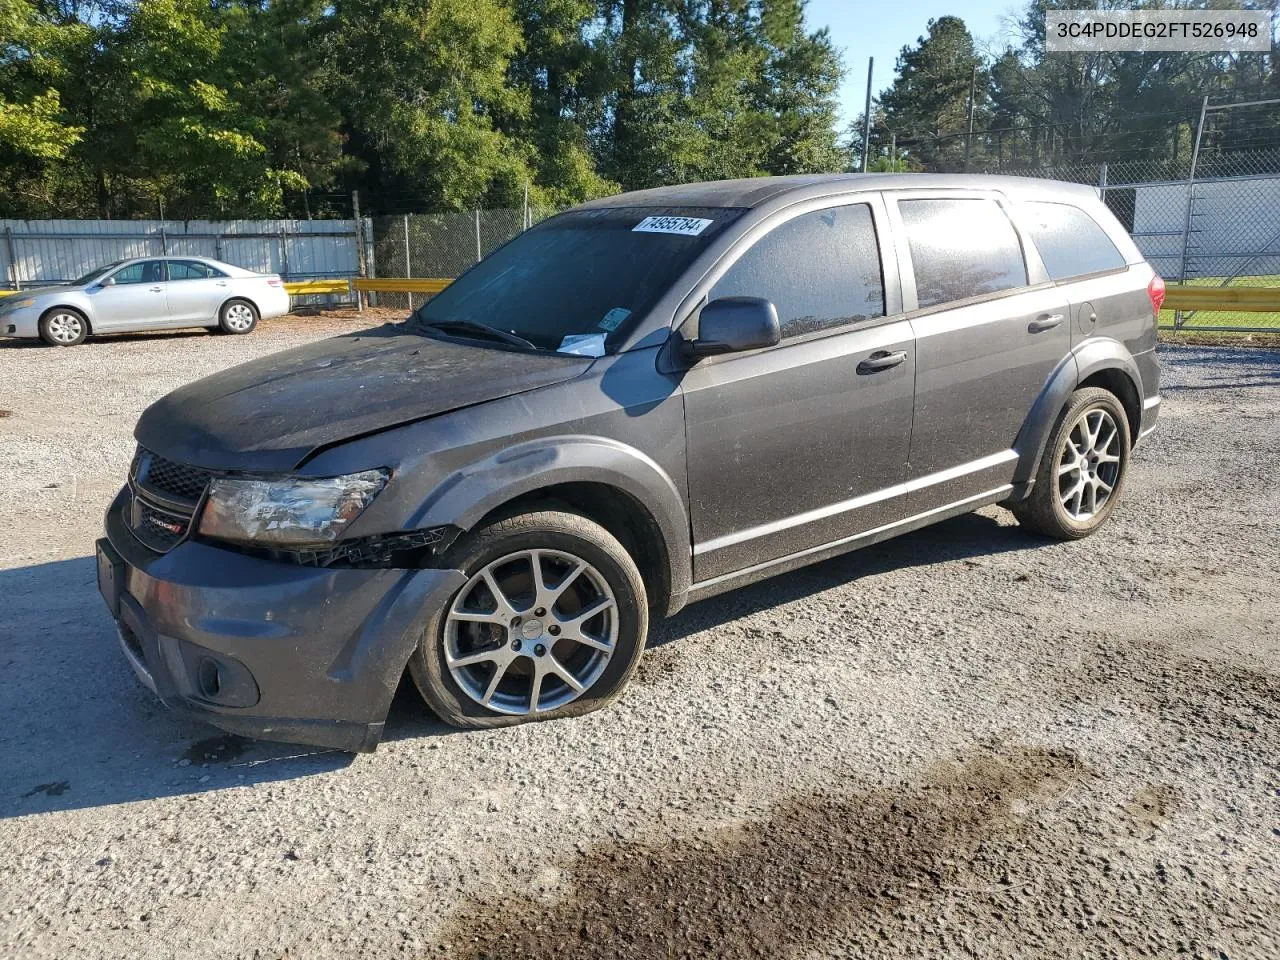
(409, 206), (745, 353)
(70, 262), (123, 286)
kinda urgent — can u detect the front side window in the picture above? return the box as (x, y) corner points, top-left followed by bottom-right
(411, 206), (745, 353)
(898, 198), (1027, 309)
(110, 261), (166, 285)
(709, 203), (885, 338)
(72, 262), (122, 285)
(1022, 201), (1126, 281)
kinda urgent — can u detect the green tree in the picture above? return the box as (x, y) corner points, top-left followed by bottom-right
(877, 16), (988, 170)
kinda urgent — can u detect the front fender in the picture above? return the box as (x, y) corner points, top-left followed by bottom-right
(1011, 338), (1141, 487)
(408, 435), (692, 613)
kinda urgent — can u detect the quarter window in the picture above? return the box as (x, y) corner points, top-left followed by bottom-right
(1022, 201), (1126, 281)
(898, 198), (1027, 309)
(710, 203), (885, 338)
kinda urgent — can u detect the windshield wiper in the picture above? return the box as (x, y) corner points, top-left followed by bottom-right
(414, 318), (538, 351)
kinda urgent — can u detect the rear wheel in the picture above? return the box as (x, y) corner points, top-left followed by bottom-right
(408, 510), (648, 728)
(39, 308), (88, 346)
(218, 298), (258, 334)
(1012, 386), (1131, 539)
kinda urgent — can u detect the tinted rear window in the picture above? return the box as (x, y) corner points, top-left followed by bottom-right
(899, 198), (1027, 309)
(1023, 201), (1127, 280)
(710, 203), (884, 338)
(413, 206), (745, 352)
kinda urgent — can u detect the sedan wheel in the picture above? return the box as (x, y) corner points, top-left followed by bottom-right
(39, 310), (88, 346)
(219, 299), (258, 334)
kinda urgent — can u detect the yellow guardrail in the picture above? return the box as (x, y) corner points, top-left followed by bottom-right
(283, 278), (452, 297)
(1, 278), (454, 297)
(1161, 285), (1280, 312)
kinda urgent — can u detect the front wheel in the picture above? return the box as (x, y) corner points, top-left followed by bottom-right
(39, 308), (88, 346)
(408, 510), (649, 728)
(1012, 386), (1131, 540)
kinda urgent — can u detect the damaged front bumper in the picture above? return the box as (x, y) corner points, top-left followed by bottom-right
(99, 487), (464, 752)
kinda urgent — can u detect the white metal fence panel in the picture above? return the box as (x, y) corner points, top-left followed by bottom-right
(0, 219), (363, 289)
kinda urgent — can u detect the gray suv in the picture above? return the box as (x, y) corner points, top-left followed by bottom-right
(97, 174), (1162, 751)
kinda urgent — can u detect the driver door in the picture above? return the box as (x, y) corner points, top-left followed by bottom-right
(680, 197), (916, 583)
(90, 260), (170, 330)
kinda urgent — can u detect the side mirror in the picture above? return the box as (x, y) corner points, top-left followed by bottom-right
(683, 296), (780, 359)
(99, 276), (116, 287)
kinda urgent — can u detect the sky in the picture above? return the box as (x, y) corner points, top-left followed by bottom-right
(805, 0), (1024, 135)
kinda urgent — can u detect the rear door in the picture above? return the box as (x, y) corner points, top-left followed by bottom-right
(90, 260), (170, 330)
(680, 195), (916, 582)
(885, 191), (1069, 512)
(164, 260), (227, 324)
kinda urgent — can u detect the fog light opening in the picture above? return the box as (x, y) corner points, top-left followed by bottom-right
(197, 657), (222, 699)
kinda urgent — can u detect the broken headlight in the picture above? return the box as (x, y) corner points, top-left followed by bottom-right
(198, 469), (389, 546)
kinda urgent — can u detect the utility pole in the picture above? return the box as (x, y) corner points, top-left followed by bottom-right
(964, 64), (979, 172)
(890, 133), (897, 172)
(860, 57), (874, 173)
(351, 190), (365, 312)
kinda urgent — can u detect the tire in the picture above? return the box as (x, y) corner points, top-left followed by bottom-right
(408, 509), (649, 729)
(38, 308), (89, 346)
(218, 298), (258, 335)
(1012, 386), (1132, 540)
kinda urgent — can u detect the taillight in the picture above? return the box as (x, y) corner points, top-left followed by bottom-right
(267, 278), (282, 287)
(1148, 274), (1166, 313)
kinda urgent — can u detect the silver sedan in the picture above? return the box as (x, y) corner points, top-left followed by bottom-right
(0, 256), (292, 346)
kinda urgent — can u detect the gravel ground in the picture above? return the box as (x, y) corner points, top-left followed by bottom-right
(0, 317), (1277, 959)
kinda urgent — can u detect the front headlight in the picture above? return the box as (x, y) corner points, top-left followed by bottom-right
(0, 297), (36, 313)
(198, 469), (389, 546)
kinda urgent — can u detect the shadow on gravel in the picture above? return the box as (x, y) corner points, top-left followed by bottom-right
(440, 742), (1089, 959)
(651, 511), (1041, 649)
(0, 329), (214, 350)
(0, 557), (351, 820)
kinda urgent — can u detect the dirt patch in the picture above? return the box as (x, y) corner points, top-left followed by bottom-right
(441, 744), (1087, 959)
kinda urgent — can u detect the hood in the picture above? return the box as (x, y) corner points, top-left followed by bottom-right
(3, 284), (73, 302)
(134, 325), (594, 471)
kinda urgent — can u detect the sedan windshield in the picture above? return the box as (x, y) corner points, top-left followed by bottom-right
(70, 262), (123, 286)
(408, 206), (745, 353)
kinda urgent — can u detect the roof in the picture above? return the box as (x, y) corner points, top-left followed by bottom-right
(578, 173), (1098, 211)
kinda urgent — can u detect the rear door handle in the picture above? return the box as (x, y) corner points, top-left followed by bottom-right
(1028, 314), (1064, 333)
(857, 350), (908, 374)
(148, 286), (164, 293)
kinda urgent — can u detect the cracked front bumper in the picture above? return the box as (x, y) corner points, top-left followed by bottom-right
(100, 487), (464, 752)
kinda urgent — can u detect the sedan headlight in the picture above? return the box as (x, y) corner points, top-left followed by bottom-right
(0, 297), (36, 313)
(199, 469), (389, 546)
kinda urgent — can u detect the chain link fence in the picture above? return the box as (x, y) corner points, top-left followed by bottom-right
(367, 206), (562, 310)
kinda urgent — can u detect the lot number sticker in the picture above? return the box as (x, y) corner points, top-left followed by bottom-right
(632, 216), (713, 236)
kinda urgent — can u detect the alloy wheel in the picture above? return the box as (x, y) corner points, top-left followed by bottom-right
(224, 303), (255, 331)
(1057, 407), (1122, 521)
(47, 312), (84, 344)
(443, 549), (618, 715)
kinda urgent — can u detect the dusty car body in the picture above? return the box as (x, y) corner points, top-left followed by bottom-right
(97, 174), (1161, 751)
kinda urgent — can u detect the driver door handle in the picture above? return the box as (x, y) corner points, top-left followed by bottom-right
(857, 350), (908, 374)
(148, 286), (164, 292)
(1028, 313), (1064, 333)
